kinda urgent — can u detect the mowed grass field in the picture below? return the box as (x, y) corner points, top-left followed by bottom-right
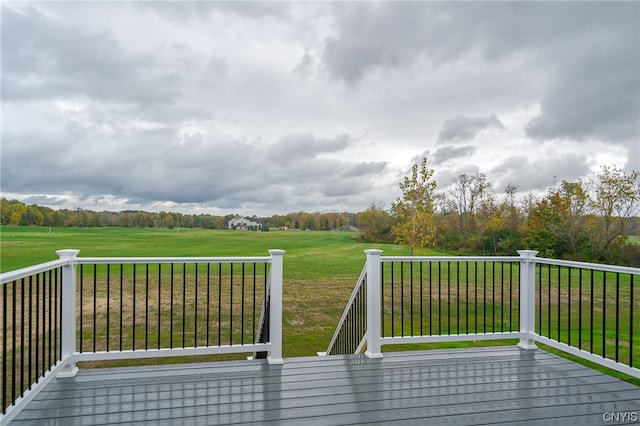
(0, 225), (422, 360)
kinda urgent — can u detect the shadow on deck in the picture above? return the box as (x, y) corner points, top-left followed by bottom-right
(11, 347), (640, 425)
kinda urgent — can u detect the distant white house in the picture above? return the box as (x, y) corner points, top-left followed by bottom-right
(228, 215), (262, 230)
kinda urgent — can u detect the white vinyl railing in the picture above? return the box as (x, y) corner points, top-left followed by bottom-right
(0, 249), (284, 425)
(339, 249), (639, 380)
(3, 247), (638, 425)
(531, 255), (638, 379)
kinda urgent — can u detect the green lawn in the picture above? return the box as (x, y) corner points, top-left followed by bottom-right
(0, 225), (417, 274)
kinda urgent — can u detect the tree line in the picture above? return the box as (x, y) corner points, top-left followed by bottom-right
(357, 159), (640, 266)
(0, 199), (357, 232)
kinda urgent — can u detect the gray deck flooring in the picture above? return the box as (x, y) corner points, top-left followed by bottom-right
(11, 346), (640, 425)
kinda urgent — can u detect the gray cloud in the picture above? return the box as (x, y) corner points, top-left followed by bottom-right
(138, 1), (290, 23)
(1, 109), (389, 212)
(525, 20), (639, 155)
(490, 153), (591, 192)
(322, 2), (541, 84)
(322, 2), (430, 85)
(323, 2), (636, 84)
(268, 133), (351, 165)
(431, 146), (477, 165)
(437, 115), (505, 144)
(2, 6), (179, 104)
(340, 161), (387, 178)
(20, 195), (70, 207)
(1, 2), (636, 216)
(1, 5), (218, 128)
(323, 2), (638, 157)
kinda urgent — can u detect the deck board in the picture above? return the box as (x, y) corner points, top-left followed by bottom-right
(10, 347), (640, 425)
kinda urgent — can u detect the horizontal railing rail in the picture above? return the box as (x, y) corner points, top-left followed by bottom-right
(1, 259), (70, 284)
(534, 257), (640, 274)
(76, 256), (272, 265)
(0, 249), (285, 425)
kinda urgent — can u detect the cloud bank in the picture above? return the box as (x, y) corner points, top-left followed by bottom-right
(1, 2), (637, 215)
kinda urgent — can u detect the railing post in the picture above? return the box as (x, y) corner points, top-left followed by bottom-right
(364, 249), (383, 359)
(517, 250), (538, 350)
(267, 250), (285, 365)
(56, 249), (80, 377)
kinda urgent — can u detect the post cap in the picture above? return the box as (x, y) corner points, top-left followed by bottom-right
(517, 250), (539, 258)
(364, 249), (383, 255)
(56, 249), (80, 259)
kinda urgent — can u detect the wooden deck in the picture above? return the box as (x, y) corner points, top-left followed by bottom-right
(10, 346), (640, 425)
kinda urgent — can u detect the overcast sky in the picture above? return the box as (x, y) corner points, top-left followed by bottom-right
(2, 1), (638, 216)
